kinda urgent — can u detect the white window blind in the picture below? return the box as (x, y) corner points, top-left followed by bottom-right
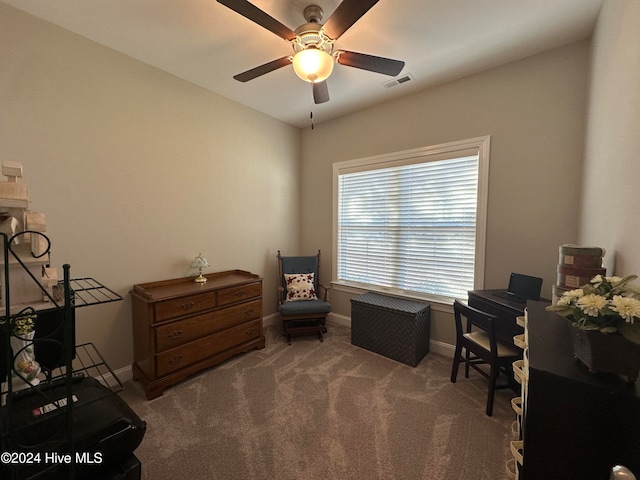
(334, 138), (489, 301)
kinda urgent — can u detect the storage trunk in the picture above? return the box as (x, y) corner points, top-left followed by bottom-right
(351, 292), (430, 367)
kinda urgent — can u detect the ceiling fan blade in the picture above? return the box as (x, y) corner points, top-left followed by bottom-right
(217, 0), (296, 41)
(323, 0), (379, 40)
(337, 50), (405, 76)
(313, 81), (330, 104)
(233, 57), (291, 82)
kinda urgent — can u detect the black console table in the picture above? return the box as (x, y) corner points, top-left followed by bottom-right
(520, 301), (640, 480)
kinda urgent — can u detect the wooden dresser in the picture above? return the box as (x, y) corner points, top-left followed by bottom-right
(130, 270), (264, 399)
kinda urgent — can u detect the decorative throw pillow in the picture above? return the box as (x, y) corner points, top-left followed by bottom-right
(284, 273), (317, 301)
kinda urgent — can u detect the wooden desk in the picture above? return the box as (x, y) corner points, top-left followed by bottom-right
(467, 289), (529, 345)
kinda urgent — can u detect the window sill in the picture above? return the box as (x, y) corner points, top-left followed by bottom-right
(331, 281), (457, 313)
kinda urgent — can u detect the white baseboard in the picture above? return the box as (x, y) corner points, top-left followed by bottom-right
(262, 312), (280, 327)
(328, 312), (350, 327)
(429, 339), (456, 358)
(110, 364), (133, 384)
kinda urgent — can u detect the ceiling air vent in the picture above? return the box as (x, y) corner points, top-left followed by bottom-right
(382, 73), (415, 89)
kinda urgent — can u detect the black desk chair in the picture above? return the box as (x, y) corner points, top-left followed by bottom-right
(450, 299), (521, 416)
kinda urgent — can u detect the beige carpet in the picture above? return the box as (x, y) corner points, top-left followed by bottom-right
(119, 322), (515, 480)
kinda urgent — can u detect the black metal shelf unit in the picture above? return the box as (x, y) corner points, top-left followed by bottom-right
(0, 231), (143, 480)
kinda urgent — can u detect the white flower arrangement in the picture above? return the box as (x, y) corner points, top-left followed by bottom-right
(547, 275), (640, 344)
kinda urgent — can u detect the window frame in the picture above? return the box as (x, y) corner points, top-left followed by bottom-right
(331, 136), (490, 305)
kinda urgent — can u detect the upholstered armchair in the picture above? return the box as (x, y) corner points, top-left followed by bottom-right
(277, 250), (331, 344)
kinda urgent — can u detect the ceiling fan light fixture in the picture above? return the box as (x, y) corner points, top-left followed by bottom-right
(292, 48), (334, 83)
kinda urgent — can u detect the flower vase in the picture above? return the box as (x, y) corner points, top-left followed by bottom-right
(10, 332), (41, 389)
(569, 324), (640, 382)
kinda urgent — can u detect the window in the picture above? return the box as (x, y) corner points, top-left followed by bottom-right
(333, 136), (490, 302)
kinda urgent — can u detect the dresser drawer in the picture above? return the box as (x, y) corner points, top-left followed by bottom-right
(155, 299), (262, 352)
(217, 282), (261, 306)
(154, 291), (217, 323)
(156, 319), (261, 377)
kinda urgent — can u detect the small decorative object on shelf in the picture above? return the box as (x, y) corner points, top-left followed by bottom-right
(547, 274), (640, 381)
(10, 307), (41, 389)
(191, 253), (210, 283)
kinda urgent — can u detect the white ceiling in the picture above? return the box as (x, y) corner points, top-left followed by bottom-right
(3, 0), (604, 128)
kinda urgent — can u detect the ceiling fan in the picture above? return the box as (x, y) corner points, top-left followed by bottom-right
(217, 0), (405, 104)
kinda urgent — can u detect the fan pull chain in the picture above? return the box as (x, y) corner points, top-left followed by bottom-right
(310, 111), (314, 130)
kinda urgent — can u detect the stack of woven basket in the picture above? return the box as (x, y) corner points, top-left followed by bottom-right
(553, 244), (606, 304)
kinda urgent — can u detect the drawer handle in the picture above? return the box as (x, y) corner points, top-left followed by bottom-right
(181, 301), (195, 310)
(168, 355), (183, 364)
(235, 290), (246, 297)
(245, 328), (255, 336)
(168, 330), (183, 339)
(245, 309), (254, 316)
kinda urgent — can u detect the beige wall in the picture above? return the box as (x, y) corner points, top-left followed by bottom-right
(4, 1), (636, 368)
(0, 4), (300, 371)
(580, 0), (640, 276)
(300, 41), (591, 346)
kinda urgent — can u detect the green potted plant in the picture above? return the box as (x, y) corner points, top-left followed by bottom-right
(547, 275), (640, 381)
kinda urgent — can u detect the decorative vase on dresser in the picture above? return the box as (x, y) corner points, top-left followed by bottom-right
(547, 273), (640, 383)
(569, 325), (640, 382)
(130, 270), (265, 399)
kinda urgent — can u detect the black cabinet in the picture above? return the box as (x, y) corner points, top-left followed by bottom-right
(521, 302), (640, 480)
